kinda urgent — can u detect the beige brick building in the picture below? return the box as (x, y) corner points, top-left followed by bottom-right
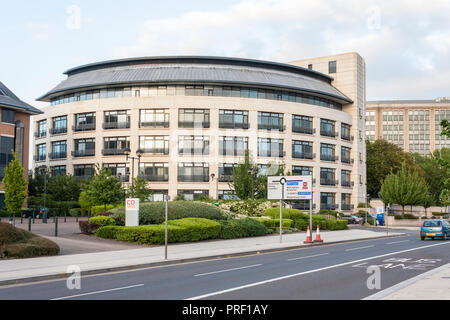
(366, 98), (450, 155)
(33, 53), (366, 212)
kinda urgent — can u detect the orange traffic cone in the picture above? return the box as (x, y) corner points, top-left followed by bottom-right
(314, 224), (323, 243)
(304, 226), (313, 244)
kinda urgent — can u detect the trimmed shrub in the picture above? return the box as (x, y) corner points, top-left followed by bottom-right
(91, 205), (116, 216)
(0, 223), (26, 245)
(255, 218), (293, 230)
(219, 200), (278, 216)
(318, 209), (338, 217)
(111, 201), (229, 226)
(88, 216), (116, 228)
(218, 219), (268, 239)
(264, 208), (309, 220)
(96, 212), (113, 217)
(79, 221), (100, 235)
(168, 218), (221, 241)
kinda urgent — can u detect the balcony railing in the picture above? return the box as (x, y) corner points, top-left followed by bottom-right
(74, 175), (94, 180)
(219, 122), (249, 129)
(102, 148), (128, 156)
(292, 127), (315, 135)
(341, 181), (354, 188)
(292, 152), (315, 160)
(321, 130), (338, 138)
(219, 175), (233, 182)
(321, 203), (339, 210)
(72, 149), (95, 157)
(342, 134), (354, 141)
(141, 175), (169, 182)
(48, 152), (67, 160)
(141, 148), (169, 155)
(34, 131), (47, 139)
(34, 155), (46, 162)
(103, 122), (130, 129)
(320, 179), (338, 186)
(341, 204), (354, 211)
(320, 154), (338, 162)
(177, 175), (209, 182)
(73, 123), (96, 132)
(258, 124), (285, 131)
(179, 148), (209, 156)
(140, 121), (170, 128)
(341, 157), (354, 164)
(178, 121), (210, 129)
(117, 175), (130, 182)
(50, 127), (67, 135)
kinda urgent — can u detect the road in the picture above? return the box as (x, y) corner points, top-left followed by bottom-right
(0, 229), (448, 300)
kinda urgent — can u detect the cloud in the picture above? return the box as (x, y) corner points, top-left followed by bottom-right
(113, 0), (450, 100)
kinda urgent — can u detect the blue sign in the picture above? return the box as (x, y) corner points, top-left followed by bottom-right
(298, 192), (312, 196)
(287, 182), (299, 186)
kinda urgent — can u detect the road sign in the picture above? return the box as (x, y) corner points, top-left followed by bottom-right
(268, 176), (312, 200)
(125, 198), (140, 227)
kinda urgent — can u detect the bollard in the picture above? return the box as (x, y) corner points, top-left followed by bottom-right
(28, 216), (32, 232)
(88, 210), (91, 220)
(21, 214), (23, 224)
(76, 212), (79, 223)
(55, 216), (58, 237)
(43, 211), (47, 224)
(33, 211), (35, 224)
(64, 209), (67, 223)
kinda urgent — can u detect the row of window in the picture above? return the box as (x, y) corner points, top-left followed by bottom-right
(36, 110), (352, 140)
(35, 136), (356, 163)
(49, 84), (343, 111)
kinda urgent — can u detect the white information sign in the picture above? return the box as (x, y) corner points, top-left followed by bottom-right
(125, 198), (140, 227)
(268, 176), (312, 200)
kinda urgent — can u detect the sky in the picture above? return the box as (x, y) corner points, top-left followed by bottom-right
(0, 0), (449, 110)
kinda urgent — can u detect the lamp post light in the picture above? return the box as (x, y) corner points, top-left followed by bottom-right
(38, 165), (48, 222)
(247, 167), (258, 216)
(124, 148), (143, 198)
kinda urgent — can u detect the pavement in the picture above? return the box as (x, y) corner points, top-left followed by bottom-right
(0, 228), (405, 286)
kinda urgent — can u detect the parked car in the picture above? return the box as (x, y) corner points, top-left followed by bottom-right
(420, 220), (449, 241)
(341, 215), (363, 225)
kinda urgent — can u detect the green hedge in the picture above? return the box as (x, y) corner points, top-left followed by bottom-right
(88, 216), (116, 228)
(393, 214), (419, 220)
(91, 205), (117, 216)
(217, 219), (268, 239)
(111, 201), (230, 226)
(255, 218), (293, 230)
(168, 218), (221, 241)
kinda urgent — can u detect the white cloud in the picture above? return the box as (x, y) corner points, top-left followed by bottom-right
(113, 0), (450, 99)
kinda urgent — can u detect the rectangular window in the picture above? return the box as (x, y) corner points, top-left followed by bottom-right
(329, 61), (337, 74)
(178, 109), (210, 128)
(75, 113), (96, 131)
(292, 115), (313, 134)
(140, 163), (169, 182)
(341, 123), (351, 141)
(341, 194), (352, 211)
(320, 143), (336, 162)
(320, 168), (336, 186)
(341, 170), (352, 187)
(321, 192), (336, 210)
(0, 137), (15, 180)
(37, 120), (47, 138)
(51, 166), (66, 177)
(73, 138), (95, 157)
(103, 110), (130, 129)
(258, 138), (284, 158)
(74, 164), (95, 179)
(292, 140), (314, 159)
(178, 163), (209, 182)
(341, 147), (351, 164)
(219, 110), (249, 129)
(258, 112), (284, 131)
(51, 116), (67, 135)
(140, 109), (170, 128)
(219, 163), (237, 182)
(102, 137), (130, 155)
(177, 190), (209, 201)
(140, 136), (169, 155)
(104, 163), (130, 182)
(219, 137), (248, 156)
(2, 108), (15, 124)
(35, 143), (46, 162)
(178, 136), (210, 156)
(50, 141), (67, 159)
(320, 119), (336, 137)
(292, 166), (313, 176)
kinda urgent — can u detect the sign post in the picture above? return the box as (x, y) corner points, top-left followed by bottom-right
(165, 195), (171, 260)
(268, 176), (313, 244)
(125, 198), (140, 227)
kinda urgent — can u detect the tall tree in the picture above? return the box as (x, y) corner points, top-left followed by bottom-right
(367, 139), (421, 198)
(441, 119), (450, 138)
(229, 150), (254, 200)
(3, 152), (27, 217)
(126, 176), (151, 201)
(47, 174), (82, 202)
(380, 162), (429, 216)
(84, 166), (123, 212)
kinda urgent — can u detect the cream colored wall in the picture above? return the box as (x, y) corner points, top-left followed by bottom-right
(288, 52), (367, 206)
(34, 93), (357, 211)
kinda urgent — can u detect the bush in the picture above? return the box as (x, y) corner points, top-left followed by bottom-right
(0, 223), (59, 259)
(255, 218), (293, 230)
(218, 219), (269, 239)
(264, 208), (309, 220)
(394, 214), (418, 220)
(358, 203), (372, 208)
(168, 218), (221, 241)
(111, 201), (229, 226)
(318, 209), (338, 217)
(95, 226), (122, 239)
(79, 221), (100, 235)
(88, 216), (116, 228)
(219, 200), (278, 216)
(91, 205), (116, 216)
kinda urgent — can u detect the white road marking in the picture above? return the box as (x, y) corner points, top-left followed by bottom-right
(194, 264), (262, 277)
(186, 242), (450, 300)
(345, 245), (375, 251)
(51, 284), (144, 300)
(386, 240), (410, 245)
(288, 253), (329, 261)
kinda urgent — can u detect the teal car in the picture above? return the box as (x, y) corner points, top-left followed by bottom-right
(420, 220), (450, 241)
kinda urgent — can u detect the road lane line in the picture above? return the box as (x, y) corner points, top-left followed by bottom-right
(288, 253), (329, 261)
(386, 240), (410, 245)
(194, 264), (262, 277)
(186, 242), (450, 300)
(51, 284), (144, 300)
(345, 245), (374, 251)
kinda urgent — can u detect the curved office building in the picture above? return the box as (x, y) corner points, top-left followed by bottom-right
(34, 53), (367, 212)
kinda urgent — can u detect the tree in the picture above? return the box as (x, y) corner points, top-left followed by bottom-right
(3, 152), (27, 217)
(367, 139), (421, 198)
(84, 166), (123, 212)
(229, 150), (254, 200)
(47, 174), (82, 202)
(126, 176), (151, 201)
(441, 119), (450, 138)
(28, 168), (50, 197)
(380, 162), (429, 216)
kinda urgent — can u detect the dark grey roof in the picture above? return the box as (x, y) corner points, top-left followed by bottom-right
(38, 56), (352, 104)
(0, 82), (42, 115)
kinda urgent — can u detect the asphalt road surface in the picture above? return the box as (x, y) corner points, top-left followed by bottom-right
(0, 229), (448, 300)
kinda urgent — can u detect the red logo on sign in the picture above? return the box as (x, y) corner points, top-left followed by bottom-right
(303, 182), (308, 190)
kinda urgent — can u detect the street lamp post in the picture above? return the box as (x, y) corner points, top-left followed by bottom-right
(124, 149), (143, 198)
(38, 166), (48, 222)
(248, 167), (257, 216)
